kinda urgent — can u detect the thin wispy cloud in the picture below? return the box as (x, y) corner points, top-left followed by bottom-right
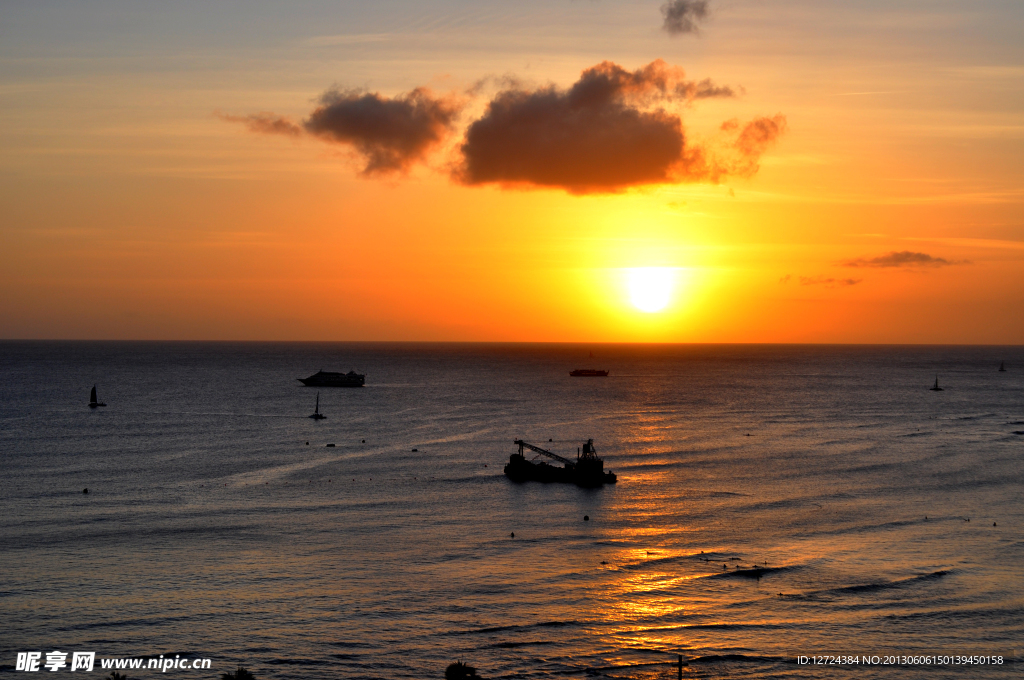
(675, 78), (738, 100)
(217, 112), (302, 137)
(799, 276), (861, 287)
(661, 0), (709, 36)
(841, 251), (968, 268)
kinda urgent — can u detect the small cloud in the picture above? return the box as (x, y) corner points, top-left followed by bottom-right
(730, 115), (788, 176)
(662, 0), (709, 36)
(304, 88), (463, 175)
(841, 251), (968, 268)
(799, 276), (861, 288)
(219, 112), (302, 137)
(779, 274), (791, 284)
(675, 78), (738, 101)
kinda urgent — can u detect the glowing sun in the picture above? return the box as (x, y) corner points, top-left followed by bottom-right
(626, 267), (674, 313)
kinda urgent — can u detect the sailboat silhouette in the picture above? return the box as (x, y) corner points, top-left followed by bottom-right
(930, 376), (943, 391)
(89, 385), (107, 408)
(999, 361), (1006, 372)
(309, 391), (326, 420)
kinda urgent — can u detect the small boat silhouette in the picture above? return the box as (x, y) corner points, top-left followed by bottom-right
(930, 376), (943, 391)
(999, 361), (1006, 372)
(89, 385), (107, 408)
(309, 392), (326, 420)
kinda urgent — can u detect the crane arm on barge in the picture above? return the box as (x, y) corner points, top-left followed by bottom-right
(513, 439), (575, 465)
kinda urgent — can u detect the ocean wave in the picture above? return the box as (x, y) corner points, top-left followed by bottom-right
(708, 565), (794, 580)
(884, 603), (1024, 623)
(265, 658), (322, 666)
(688, 653), (792, 665)
(444, 620), (578, 637)
(614, 551), (747, 572)
(487, 640), (556, 649)
(678, 622), (794, 631)
(807, 570), (952, 597)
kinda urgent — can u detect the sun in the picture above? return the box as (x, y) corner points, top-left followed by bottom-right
(626, 267), (674, 313)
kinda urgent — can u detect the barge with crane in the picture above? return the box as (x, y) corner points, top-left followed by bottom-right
(504, 439), (617, 486)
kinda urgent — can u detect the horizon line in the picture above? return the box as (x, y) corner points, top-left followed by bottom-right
(1, 339), (1021, 348)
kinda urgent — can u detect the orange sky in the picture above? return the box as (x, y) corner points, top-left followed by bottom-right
(1, 1), (1022, 342)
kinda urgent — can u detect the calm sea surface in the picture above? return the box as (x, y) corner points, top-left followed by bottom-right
(1, 342), (1022, 679)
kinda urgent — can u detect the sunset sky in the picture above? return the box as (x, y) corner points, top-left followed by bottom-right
(2, 0), (1022, 342)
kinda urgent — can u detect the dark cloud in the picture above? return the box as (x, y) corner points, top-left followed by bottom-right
(662, 0), (709, 36)
(457, 62), (683, 193)
(219, 112), (302, 137)
(304, 88), (462, 175)
(456, 60), (783, 194)
(228, 60), (782, 191)
(841, 251), (968, 268)
(220, 89), (461, 175)
(799, 276), (861, 287)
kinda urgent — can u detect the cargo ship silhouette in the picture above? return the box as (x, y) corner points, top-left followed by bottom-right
(298, 369), (365, 387)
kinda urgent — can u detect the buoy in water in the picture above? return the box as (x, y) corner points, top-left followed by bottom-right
(82, 488), (88, 494)
(411, 448), (418, 452)
(584, 515), (589, 521)
(510, 532), (515, 538)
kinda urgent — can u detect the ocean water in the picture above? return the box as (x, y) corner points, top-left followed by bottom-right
(1, 342), (1022, 680)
